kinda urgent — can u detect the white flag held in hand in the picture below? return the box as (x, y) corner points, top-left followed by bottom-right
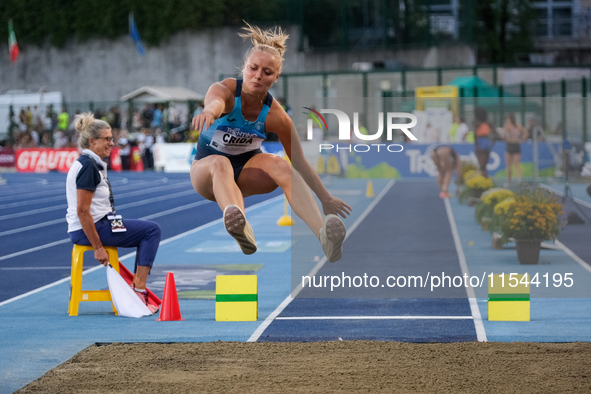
(106, 264), (151, 318)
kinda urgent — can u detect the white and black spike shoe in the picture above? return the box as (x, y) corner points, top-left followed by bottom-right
(223, 204), (257, 255)
(319, 214), (346, 262)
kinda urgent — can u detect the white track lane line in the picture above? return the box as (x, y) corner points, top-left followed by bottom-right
(0, 188), (194, 221)
(539, 183), (591, 210)
(0, 180), (190, 209)
(0, 195), (283, 307)
(117, 189), (195, 209)
(0, 177), (167, 202)
(554, 239), (591, 274)
(0, 198), (213, 259)
(0, 197), (209, 237)
(444, 198), (487, 342)
(0, 182), (67, 198)
(247, 180), (396, 342)
(0, 204), (68, 220)
(140, 200), (213, 220)
(0, 218), (65, 237)
(0, 267), (72, 270)
(0, 239), (72, 262)
(275, 316), (473, 320)
(0, 178), (130, 201)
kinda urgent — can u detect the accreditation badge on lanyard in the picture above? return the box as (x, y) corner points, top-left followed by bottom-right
(100, 165), (127, 233)
(107, 214), (127, 232)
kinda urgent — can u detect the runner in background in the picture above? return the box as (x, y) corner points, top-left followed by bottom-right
(431, 146), (462, 198)
(473, 106), (494, 177)
(502, 112), (529, 185)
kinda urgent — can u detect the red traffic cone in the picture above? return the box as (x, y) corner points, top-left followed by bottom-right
(156, 272), (184, 321)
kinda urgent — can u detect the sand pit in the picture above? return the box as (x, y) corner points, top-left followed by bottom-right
(16, 341), (591, 393)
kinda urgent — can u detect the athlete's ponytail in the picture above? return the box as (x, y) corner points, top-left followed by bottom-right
(239, 22), (289, 71)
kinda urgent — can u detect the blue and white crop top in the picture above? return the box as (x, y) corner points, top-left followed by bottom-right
(195, 79), (273, 159)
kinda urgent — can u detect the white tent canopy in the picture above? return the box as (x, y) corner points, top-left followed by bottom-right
(120, 86), (204, 103)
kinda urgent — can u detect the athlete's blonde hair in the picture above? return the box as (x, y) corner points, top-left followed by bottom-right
(239, 22), (289, 72)
(75, 112), (110, 149)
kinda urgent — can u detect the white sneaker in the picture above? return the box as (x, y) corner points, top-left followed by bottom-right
(319, 214), (346, 262)
(223, 204), (257, 255)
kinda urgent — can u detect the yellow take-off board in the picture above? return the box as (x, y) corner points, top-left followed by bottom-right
(215, 275), (258, 321)
(488, 274), (530, 321)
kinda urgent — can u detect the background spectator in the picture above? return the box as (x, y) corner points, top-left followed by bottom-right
(118, 131), (131, 170)
(58, 107), (69, 133)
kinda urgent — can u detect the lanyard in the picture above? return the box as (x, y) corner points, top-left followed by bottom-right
(104, 174), (116, 213)
(83, 154), (116, 213)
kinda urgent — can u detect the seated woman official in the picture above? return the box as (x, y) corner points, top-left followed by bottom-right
(65, 113), (160, 314)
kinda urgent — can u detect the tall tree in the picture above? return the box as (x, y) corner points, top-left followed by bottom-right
(473, 0), (536, 63)
(390, 0), (430, 47)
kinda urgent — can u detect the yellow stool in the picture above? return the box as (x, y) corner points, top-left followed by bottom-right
(68, 245), (120, 316)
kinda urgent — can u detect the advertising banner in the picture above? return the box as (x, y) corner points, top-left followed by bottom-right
(0, 147), (16, 167)
(15, 148), (79, 173)
(110, 147), (122, 172)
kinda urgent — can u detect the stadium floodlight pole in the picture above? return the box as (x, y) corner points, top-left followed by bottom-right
(561, 79), (566, 143)
(499, 85), (504, 134)
(533, 117), (539, 179)
(520, 83), (525, 127)
(363, 72), (368, 130)
(322, 73), (328, 119)
(8, 105), (15, 146)
(459, 87), (465, 119)
(541, 80), (546, 157)
(493, 65), (497, 87)
(583, 77), (588, 162)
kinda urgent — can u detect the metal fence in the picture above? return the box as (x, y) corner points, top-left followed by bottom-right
(266, 66), (590, 146)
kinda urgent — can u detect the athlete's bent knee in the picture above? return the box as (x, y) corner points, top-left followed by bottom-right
(209, 155), (233, 175)
(269, 156), (291, 179)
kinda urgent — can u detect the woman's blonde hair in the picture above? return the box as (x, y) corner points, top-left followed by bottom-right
(239, 22), (289, 72)
(75, 112), (110, 149)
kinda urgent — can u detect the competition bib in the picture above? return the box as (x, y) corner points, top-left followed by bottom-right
(209, 126), (265, 155)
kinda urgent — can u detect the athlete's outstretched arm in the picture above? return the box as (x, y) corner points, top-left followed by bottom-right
(191, 79), (236, 132)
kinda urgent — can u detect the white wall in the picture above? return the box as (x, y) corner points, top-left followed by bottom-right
(501, 67), (591, 85)
(0, 25), (475, 103)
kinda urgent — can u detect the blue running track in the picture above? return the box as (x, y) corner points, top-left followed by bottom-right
(1, 173), (591, 393)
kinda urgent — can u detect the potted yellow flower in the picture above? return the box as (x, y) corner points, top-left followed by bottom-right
(475, 188), (514, 231)
(459, 173), (495, 205)
(492, 197), (516, 249)
(497, 188), (563, 264)
(458, 161), (479, 185)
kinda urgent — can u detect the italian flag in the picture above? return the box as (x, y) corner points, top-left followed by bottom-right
(8, 19), (19, 63)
